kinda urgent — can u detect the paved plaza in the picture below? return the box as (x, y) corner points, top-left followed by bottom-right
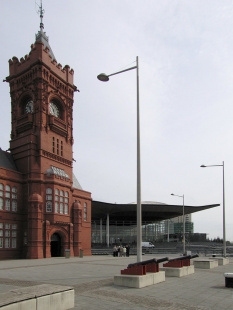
(0, 254), (232, 309)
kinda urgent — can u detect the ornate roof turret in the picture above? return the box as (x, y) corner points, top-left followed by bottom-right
(35, 0), (56, 61)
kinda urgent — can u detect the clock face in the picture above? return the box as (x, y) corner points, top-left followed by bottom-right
(25, 100), (33, 113)
(49, 102), (60, 117)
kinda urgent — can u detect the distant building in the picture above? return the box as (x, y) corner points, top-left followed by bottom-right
(92, 201), (217, 245)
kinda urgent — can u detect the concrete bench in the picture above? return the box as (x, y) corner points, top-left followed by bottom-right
(224, 273), (233, 288)
(193, 259), (218, 269)
(0, 284), (74, 310)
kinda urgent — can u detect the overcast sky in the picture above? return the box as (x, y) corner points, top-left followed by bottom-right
(1, 0), (233, 241)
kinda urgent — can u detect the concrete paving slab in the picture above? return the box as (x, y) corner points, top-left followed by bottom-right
(0, 255), (232, 309)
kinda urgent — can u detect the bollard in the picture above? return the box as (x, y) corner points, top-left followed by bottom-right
(79, 249), (83, 258)
(65, 249), (70, 258)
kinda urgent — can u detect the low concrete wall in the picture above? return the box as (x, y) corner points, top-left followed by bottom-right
(193, 259), (218, 269)
(0, 284), (74, 310)
(160, 265), (194, 277)
(114, 271), (165, 288)
(214, 257), (229, 266)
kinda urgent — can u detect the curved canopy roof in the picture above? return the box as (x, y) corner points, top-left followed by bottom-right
(92, 200), (219, 225)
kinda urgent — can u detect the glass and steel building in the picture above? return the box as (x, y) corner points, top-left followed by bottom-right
(91, 201), (218, 245)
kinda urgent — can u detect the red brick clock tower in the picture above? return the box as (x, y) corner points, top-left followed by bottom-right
(1, 3), (92, 259)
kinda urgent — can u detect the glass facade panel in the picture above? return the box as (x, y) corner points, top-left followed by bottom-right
(91, 221), (166, 245)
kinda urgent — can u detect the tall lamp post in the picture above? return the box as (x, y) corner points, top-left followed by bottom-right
(200, 162), (226, 257)
(97, 57), (142, 262)
(171, 193), (185, 255)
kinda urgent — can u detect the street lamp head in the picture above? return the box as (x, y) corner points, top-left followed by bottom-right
(171, 193), (174, 196)
(97, 73), (109, 82)
(200, 165), (206, 168)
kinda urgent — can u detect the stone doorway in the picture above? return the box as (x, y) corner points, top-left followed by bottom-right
(50, 233), (61, 257)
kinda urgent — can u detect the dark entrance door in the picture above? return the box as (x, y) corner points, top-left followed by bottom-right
(51, 233), (61, 257)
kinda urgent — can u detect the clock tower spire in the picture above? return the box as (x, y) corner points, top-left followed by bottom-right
(39, 0), (44, 31)
(2, 1), (92, 259)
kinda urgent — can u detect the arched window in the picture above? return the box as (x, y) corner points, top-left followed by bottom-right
(5, 186), (10, 198)
(0, 198), (3, 210)
(46, 188), (52, 194)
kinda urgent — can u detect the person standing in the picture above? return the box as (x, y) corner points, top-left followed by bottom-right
(123, 246), (126, 257)
(113, 245), (117, 257)
(120, 245), (123, 257)
(126, 244), (130, 257)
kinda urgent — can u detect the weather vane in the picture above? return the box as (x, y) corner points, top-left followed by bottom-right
(37, 0), (45, 31)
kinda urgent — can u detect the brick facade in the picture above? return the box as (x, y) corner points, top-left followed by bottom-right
(0, 13), (92, 259)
